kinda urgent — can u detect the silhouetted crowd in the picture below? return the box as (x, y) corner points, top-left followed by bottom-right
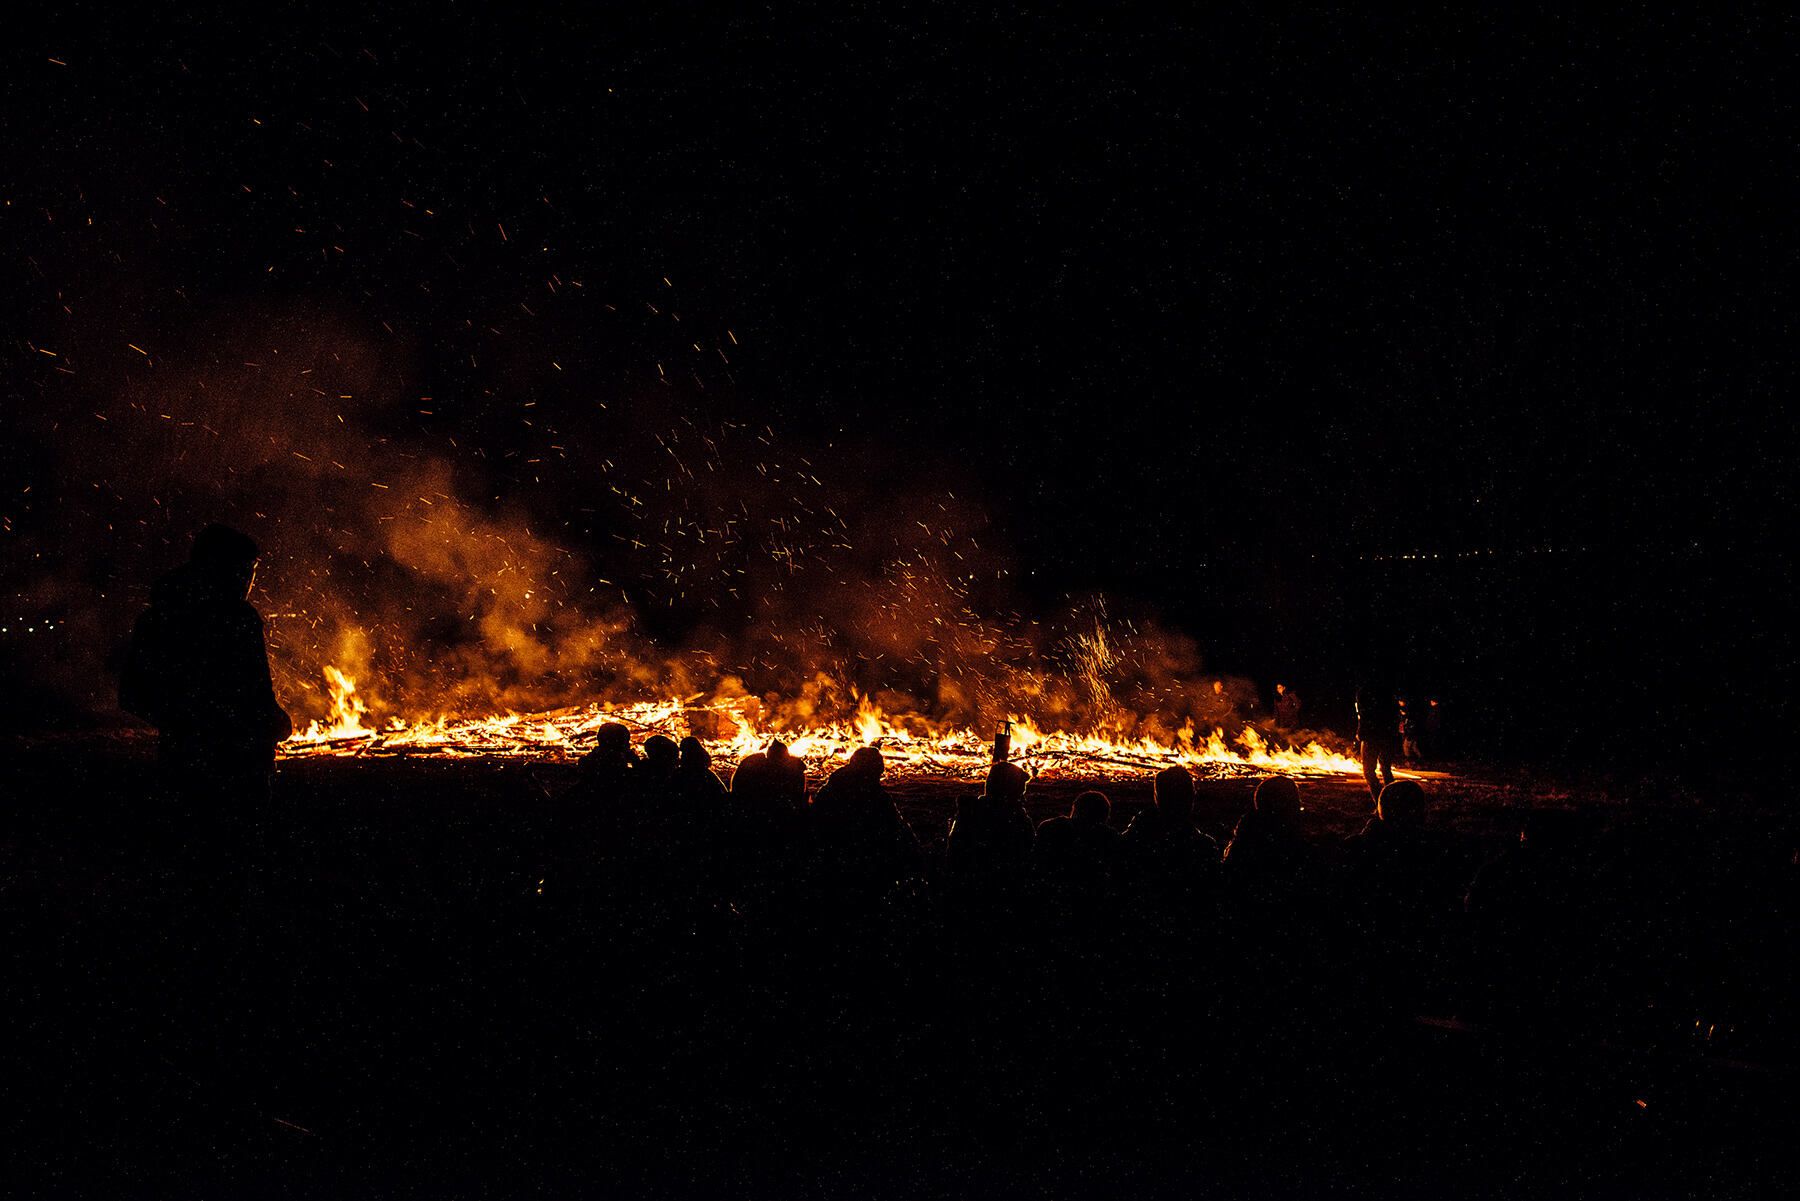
(537, 724), (1796, 1063)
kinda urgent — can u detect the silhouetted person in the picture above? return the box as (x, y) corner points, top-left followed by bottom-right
(1399, 698), (1421, 762)
(607, 733), (723, 925)
(618, 732), (682, 865)
(724, 740), (809, 909)
(944, 762), (1036, 892)
(1355, 684), (1402, 801)
(565, 722), (640, 884)
(1033, 790), (1120, 895)
(634, 734), (680, 825)
(1223, 776), (1331, 1003)
(806, 745), (921, 936)
(1341, 779), (1455, 1011)
(730, 739), (807, 819)
(1031, 790), (1121, 960)
(810, 746), (922, 896)
(766, 740), (807, 808)
(1112, 768), (1219, 1045)
(664, 736), (729, 892)
(543, 723), (644, 911)
(1224, 776), (1310, 884)
(1421, 696), (1444, 761)
(671, 736), (728, 818)
(1348, 778), (1426, 842)
(730, 749), (770, 798)
(1022, 789), (1125, 1079)
(640, 734), (679, 787)
(1122, 767), (1221, 892)
(578, 721), (639, 798)
(1274, 683), (1303, 731)
(728, 739), (805, 845)
(120, 524), (291, 995)
(121, 524), (292, 809)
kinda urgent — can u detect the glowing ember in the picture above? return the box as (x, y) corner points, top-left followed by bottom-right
(285, 667), (1369, 780)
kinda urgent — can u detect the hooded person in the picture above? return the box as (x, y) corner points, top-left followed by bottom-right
(729, 739), (807, 823)
(944, 761), (1036, 890)
(723, 740), (809, 907)
(671, 736), (728, 816)
(811, 746), (922, 894)
(120, 524), (293, 964)
(121, 523), (292, 804)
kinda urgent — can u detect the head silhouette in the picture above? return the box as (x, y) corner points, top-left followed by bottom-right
(1254, 775), (1302, 833)
(1377, 779), (1426, 829)
(764, 740), (806, 796)
(1071, 790), (1110, 824)
(594, 722), (632, 758)
(678, 735), (711, 772)
(643, 735), (679, 775)
(730, 751), (766, 790)
(191, 523), (260, 598)
(984, 761), (1030, 805)
(845, 745), (885, 782)
(1153, 767), (1196, 820)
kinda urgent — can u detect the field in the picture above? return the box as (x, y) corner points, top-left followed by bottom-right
(4, 735), (1793, 1198)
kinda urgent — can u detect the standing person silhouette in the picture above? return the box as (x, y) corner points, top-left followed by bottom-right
(121, 525), (292, 931)
(1355, 683), (1402, 802)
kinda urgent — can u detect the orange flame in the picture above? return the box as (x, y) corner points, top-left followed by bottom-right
(284, 666), (1372, 780)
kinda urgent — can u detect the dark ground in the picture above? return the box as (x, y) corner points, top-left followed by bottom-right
(4, 737), (1795, 1199)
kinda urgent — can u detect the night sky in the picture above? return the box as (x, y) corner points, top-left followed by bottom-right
(3, 5), (1791, 768)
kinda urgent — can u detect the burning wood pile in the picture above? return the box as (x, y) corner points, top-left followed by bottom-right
(282, 666), (1365, 781)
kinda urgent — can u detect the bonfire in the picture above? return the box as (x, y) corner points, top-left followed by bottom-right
(283, 666), (1366, 781)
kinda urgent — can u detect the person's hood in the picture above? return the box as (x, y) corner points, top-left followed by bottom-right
(151, 560), (240, 609)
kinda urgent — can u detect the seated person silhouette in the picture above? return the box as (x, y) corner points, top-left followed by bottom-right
(724, 740), (809, 907)
(730, 739), (807, 817)
(1123, 767), (1220, 861)
(661, 736), (729, 890)
(945, 762), (1036, 892)
(639, 734), (680, 792)
(1223, 776), (1328, 977)
(1033, 789), (1120, 894)
(1223, 776), (1310, 879)
(811, 746), (922, 892)
(1121, 767), (1221, 919)
(671, 736), (728, 817)
(578, 721), (639, 798)
(1342, 779), (1454, 1009)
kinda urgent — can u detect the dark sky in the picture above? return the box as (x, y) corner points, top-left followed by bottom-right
(4, 3), (1792, 760)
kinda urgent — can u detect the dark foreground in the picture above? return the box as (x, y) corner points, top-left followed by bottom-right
(5, 739), (1795, 1199)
